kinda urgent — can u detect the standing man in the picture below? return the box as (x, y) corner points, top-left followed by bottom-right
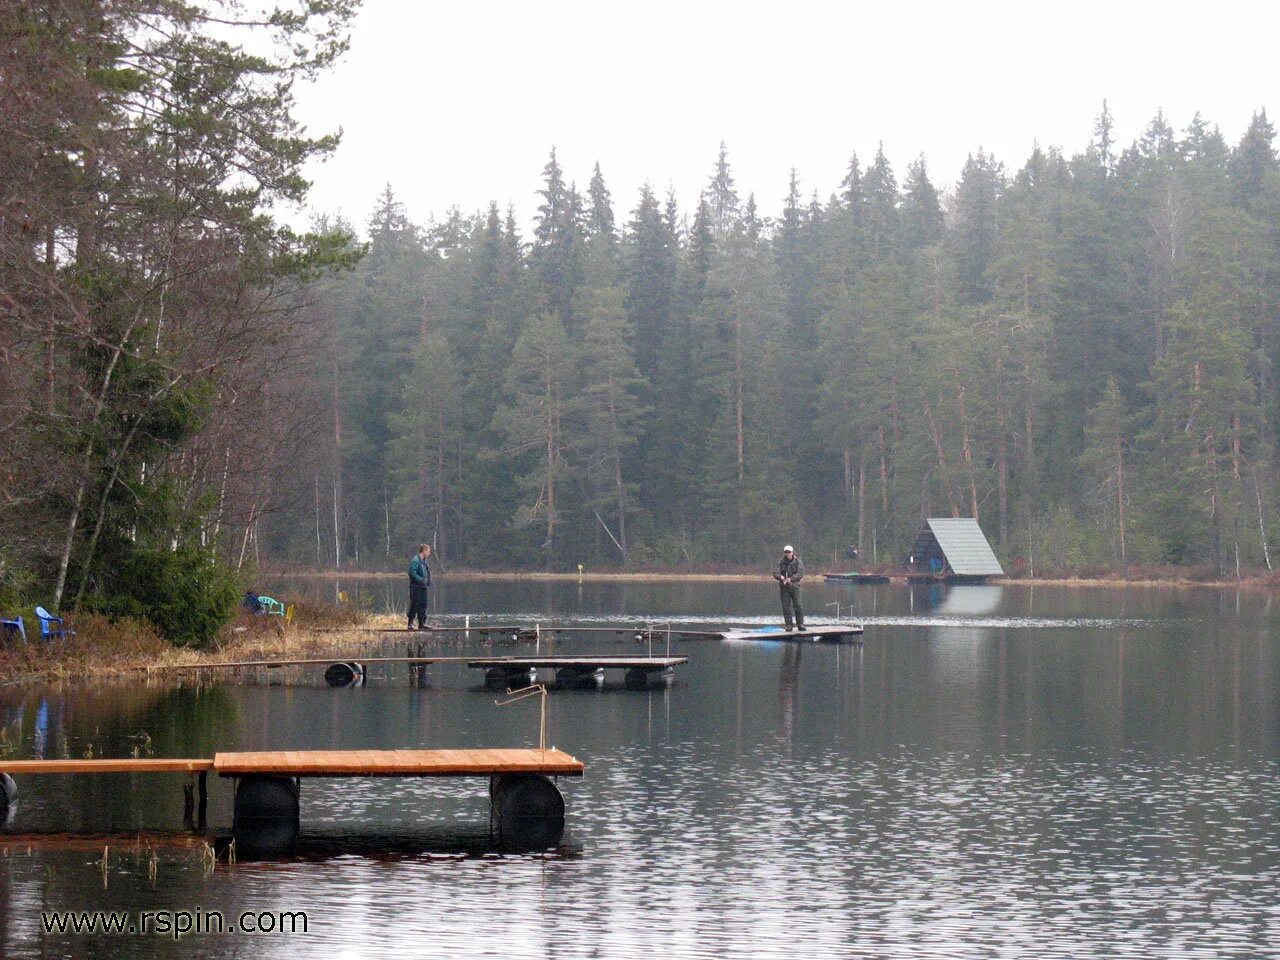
(774, 544), (805, 632)
(407, 543), (432, 630)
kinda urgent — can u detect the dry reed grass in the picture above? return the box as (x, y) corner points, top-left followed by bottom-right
(0, 604), (392, 686)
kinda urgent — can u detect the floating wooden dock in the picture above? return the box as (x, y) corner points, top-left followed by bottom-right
(469, 655), (688, 689)
(212, 748), (583, 778)
(137, 652), (690, 690)
(0, 747), (583, 855)
(720, 625), (864, 643)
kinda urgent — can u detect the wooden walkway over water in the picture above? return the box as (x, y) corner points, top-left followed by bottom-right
(213, 748), (583, 778)
(0, 749), (583, 779)
(138, 653), (690, 689)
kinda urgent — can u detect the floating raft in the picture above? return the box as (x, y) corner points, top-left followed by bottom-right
(0, 749), (582, 778)
(140, 653), (690, 690)
(468, 655), (688, 689)
(719, 625), (864, 643)
(211, 748), (583, 778)
(0, 748), (584, 855)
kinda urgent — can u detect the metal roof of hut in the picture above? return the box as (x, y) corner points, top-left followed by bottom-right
(907, 518), (1005, 577)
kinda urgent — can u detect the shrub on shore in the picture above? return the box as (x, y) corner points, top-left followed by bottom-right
(87, 548), (241, 647)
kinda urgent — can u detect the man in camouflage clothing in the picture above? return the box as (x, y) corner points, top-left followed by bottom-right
(773, 545), (805, 631)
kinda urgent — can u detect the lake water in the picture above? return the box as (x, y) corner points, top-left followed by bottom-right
(2, 580), (1279, 958)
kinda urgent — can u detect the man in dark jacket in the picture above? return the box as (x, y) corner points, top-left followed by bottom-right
(407, 543), (432, 629)
(774, 545), (805, 631)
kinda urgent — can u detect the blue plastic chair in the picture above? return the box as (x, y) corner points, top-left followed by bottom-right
(35, 606), (74, 641)
(257, 596), (286, 617)
(0, 615), (25, 644)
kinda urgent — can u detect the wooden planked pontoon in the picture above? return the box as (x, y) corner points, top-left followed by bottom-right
(0, 747), (585, 855)
(211, 748), (582, 778)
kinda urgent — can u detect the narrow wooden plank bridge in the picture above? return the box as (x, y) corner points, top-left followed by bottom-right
(141, 653), (690, 689)
(0, 748), (583, 855)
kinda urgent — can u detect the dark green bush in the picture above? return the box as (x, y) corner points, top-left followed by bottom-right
(99, 547), (240, 647)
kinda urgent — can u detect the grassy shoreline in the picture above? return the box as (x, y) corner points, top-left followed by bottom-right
(0, 613), (403, 688)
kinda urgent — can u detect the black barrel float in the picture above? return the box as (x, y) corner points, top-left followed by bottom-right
(232, 775), (300, 856)
(490, 773), (564, 848)
(625, 666), (676, 690)
(555, 666), (604, 689)
(485, 666), (535, 689)
(1, 772), (16, 825)
(323, 661), (364, 687)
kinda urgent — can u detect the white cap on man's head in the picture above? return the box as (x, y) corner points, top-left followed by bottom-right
(783, 545), (794, 552)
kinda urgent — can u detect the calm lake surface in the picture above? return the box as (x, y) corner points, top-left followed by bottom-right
(2, 579), (1279, 958)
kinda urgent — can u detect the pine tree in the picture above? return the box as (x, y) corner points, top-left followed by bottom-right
(1094, 99), (1116, 176)
(388, 331), (462, 559)
(1229, 109), (1277, 208)
(951, 150), (1002, 305)
(1079, 377), (1132, 568)
(862, 143), (899, 257)
(586, 161), (617, 249)
(490, 312), (576, 569)
(840, 152), (864, 212)
(743, 193), (762, 241)
(577, 284), (648, 563)
(901, 155), (943, 249)
(531, 148), (585, 327)
(706, 141), (740, 239)
(624, 183), (676, 379)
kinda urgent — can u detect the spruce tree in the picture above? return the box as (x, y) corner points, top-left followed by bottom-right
(490, 312), (577, 569)
(1229, 110), (1277, 208)
(706, 141), (740, 240)
(1079, 377), (1132, 569)
(577, 284), (648, 563)
(901, 155), (943, 249)
(587, 161), (617, 249)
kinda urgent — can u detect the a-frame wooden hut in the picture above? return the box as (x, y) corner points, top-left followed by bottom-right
(905, 518), (1004, 582)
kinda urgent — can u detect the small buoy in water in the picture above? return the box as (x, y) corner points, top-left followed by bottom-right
(323, 661), (364, 687)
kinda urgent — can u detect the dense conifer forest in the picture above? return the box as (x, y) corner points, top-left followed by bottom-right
(266, 108), (1280, 577)
(5, 2), (1280, 633)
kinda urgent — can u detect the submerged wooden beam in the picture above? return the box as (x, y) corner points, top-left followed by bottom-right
(0, 758), (213, 775)
(139, 655), (476, 672)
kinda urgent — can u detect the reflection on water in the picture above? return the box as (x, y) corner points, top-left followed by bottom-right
(2, 582), (1280, 958)
(936, 584), (1004, 616)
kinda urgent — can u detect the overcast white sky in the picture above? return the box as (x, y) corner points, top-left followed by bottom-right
(288, 0), (1279, 234)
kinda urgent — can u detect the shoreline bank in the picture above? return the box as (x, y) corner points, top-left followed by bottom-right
(266, 567), (1280, 590)
(0, 617), (400, 688)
